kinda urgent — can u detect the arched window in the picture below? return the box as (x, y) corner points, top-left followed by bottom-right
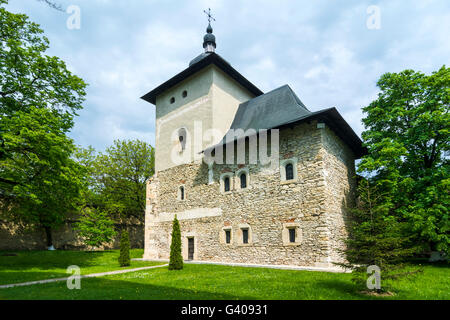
(178, 128), (187, 151)
(240, 173), (247, 189)
(170, 97), (175, 104)
(285, 163), (294, 180)
(179, 186), (185, 200)
(182, 90), (188, 98)
(224, 177), (230, 192)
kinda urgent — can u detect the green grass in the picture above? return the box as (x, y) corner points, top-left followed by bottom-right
(0, 250), (448, 300)
(0, 249), (163, 286)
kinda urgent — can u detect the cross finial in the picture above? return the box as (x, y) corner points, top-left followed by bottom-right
(203, 8), (216, 23)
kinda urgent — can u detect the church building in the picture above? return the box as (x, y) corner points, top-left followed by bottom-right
(141, 21), (365, 269)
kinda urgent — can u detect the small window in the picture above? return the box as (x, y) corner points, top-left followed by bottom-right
(240, 173), (247, 189)
(178, 128), (187, 151)
(170, 97), (175, 104)
(225, 230), (231, 244)
(285, 163), (294, 180)
(224, 176), (230, 192)
(179, 186), (185, 200)
(182, 90), (188, 98)
(289, 228), (296, 243)
(242, 229), (249, 244)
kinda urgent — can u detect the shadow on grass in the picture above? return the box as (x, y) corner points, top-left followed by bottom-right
(0, 276), (253, 300)
(0, 250), (134, 285)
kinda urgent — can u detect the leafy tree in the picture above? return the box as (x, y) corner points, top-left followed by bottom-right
(339, 179), (419, 293)
(0, 107), (84, 248)
(118, 230), (130, 267)
(0, 0), (87, 247)
(95, 140), (155, 224)
(169, 215), (183, 270)
(74, 208), (116, 249)
(359, 66), (449, 255)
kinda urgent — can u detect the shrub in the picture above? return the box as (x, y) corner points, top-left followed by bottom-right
(169, 215), (183, 270)
(118, 230), (130, 267)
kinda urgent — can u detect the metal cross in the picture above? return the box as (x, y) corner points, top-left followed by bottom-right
(203, 8), (216, 23)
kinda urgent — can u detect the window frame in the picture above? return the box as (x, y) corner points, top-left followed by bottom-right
(280, 158), (298, 184)
(178, 185), (186, 201)
(282, 222), (302, 246)
(219, 173), (234, 194)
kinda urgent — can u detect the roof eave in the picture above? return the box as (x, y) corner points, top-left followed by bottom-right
(140, 53), (263, 105)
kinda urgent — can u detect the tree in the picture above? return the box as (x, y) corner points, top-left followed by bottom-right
(0, 107), (85, 248)
(0, 0), (87, 247)
(338, 179), (418, 293)
(169, 215), (183, 270)
(359, 66), (449, 255)
(74, 208), (116, 249)
(118, 230), (130, 267)
(95, 140), (155, 224)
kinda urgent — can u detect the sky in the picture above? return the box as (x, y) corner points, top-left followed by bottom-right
(5, 0), (450, 151)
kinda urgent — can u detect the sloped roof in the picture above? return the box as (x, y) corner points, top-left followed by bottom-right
(228, 85), (311, 133)
(209, 85), (367, 158)
(141, 52), (263, 105)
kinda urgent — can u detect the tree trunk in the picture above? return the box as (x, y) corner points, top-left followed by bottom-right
(44, 226), (53, 248)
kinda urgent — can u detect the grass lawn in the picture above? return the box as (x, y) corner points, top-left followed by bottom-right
(0, 250), (448, 300)
(0, 249), (164, 286)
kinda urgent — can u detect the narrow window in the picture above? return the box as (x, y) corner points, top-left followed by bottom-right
(182, 90), (188, 98)
(180, 186), (184, 200)
(289, 228), (296, 243)
(285, 163), (294, 180)
(225, 230), (231, 244)
(242, 229), (249, 244)
(170, 97), (175, 104)
(178, 128), (186, 151)
(224, 176), (230, 192)
(240, 173), (247, 189)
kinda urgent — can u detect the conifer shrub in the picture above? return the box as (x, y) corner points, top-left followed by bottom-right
(169, 215), (183, 270)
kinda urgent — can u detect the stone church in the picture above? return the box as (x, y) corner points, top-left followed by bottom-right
(141, 22), (365, 269)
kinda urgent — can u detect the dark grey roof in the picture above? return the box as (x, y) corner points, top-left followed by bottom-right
(189, 52), (212, 66)
(141, 52), (263, 105)
(208, 85), (367, 158)
(228, 85), (311, 133)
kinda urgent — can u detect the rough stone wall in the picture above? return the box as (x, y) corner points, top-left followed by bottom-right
(144, 121), (356, 267)
(0, 218), (144, 251)
(321, 126), (357, 264)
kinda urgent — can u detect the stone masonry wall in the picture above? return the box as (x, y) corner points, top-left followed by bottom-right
(144, 121), (356, 267)
(0, 218), (144, 251)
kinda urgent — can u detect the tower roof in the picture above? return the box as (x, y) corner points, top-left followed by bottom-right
(141, 52), (263, 105)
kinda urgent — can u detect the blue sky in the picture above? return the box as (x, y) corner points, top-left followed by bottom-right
(6, 0), (450, 151)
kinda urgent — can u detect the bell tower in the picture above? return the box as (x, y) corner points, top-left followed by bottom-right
(141, 11), (263, 172)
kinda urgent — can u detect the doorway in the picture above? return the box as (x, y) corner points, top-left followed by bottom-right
(188, 237), (194, 260)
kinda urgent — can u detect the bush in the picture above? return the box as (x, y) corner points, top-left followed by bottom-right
(74, 208), (116, 249)
(338, 179), (420, 293)
(169, 215), (183, 270)
(118, 230), (130, 267)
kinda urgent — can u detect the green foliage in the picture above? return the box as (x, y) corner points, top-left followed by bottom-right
(169, 215), (183, 270)
(118, 230), (130, 267)
(77, 140), (155, 224)
(0, 1), (87, 246)
(339, 180), (419, 292)
(359, 66), (450, 254)
(74, 208), (116, 249)
(0, 107), (85, 243)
